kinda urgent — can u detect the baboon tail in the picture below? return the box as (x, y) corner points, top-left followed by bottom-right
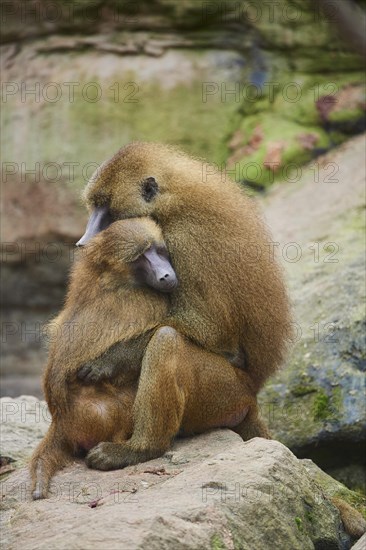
(30, 423), (71, 500)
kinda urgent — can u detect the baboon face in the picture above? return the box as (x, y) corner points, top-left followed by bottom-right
(131, 242), (177, 293)
(84, 218), (178, 293)
(76, 172), (160, 247)
(77, 145), (169, 247)
(77, 142), (206, 247)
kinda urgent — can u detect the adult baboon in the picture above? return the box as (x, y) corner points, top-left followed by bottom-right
(74, 142), (292, 470)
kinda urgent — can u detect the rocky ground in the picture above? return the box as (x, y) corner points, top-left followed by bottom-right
(260, 134), (366, 491)
(1, 398), (365, 550)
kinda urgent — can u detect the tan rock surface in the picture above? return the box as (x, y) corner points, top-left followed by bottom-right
(0, 397), (356, 550)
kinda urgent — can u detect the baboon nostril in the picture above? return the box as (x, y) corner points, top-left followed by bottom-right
(160, 274), (170, 281)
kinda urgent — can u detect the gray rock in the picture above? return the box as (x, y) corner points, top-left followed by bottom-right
(259, 135), (366, 488)
(0, 397), (361, 550)
(0, 396), (50, 464)
(1, 181), (86, 398)
(352, 533), (366, 549)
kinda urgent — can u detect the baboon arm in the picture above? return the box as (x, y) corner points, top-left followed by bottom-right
(77, 331), (246, 386)
(45, 333), (151, 414)
(77, 341), (129, 383)
(85, 327), (267, 471)
(77, 332), (152, 383)
(85, 327), (184, 469)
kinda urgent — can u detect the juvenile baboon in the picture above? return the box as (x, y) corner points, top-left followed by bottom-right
(31, 217), (262, 499)
(72, 142), (292, 470)
(43, 216), (176, 414)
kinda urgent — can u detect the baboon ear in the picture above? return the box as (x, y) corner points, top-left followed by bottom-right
(141, 177), (159, 202)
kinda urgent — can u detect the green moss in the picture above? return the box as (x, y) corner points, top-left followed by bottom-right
(211, 534), (226, 550)
(295, 517), (304, 532)
(329, 108), (365, 124)
(330, 386), (343, 418)
(311, 386), (344, 422)
(225, 72), (365, 187)
(272, 73), (365, 125)
(305, 511), (314, 523)
(232, 114), (329, 186)
(312, 390), (332, 421)
(2, 69), (239, 189)
(301, 463), (366, 520)
(292, 384), (317, 397)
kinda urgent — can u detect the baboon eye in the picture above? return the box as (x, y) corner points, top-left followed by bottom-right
(92, 192), (110, 208)
(156, 245), (169, 258)
(141, 177), (159, 202)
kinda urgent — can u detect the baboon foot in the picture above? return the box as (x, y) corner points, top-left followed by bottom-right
(85, 442), (164, 471)
(234, 415), (272, 441)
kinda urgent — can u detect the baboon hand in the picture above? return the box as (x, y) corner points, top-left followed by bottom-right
(77, 361), (116, 383)
(85, 442), (163, 470)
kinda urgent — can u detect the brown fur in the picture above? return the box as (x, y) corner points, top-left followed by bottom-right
(30, 217), (264, 498)
(44, 217), (167, 413)
(331, 497), (366, 539)
(83, 142), (293, 391)
(42, 143), (363, 539)
(58, 142), (292, 472)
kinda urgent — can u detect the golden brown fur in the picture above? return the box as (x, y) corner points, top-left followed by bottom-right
(30, 217), (263, 499)
(44, 217), (168, 414)
(38, 143), (363, 539)
(31, 218), (166, 498)
(83, 142), (293, 391)
(56, 142), (292, 473)
(331, 497), (366, 539)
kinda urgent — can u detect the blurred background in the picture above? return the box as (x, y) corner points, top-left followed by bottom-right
(1, 1), (365, 490)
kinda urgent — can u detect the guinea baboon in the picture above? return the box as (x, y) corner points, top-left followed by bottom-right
(31, 217), (263, 499)
(31, 217), (175, 498)
(72, 142), (292, 470)
(43, 216), (176, 414)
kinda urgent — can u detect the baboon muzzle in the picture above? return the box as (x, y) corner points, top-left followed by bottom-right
(76, 205), (112, 246)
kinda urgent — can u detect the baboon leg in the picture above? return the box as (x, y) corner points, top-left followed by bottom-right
(30, 422), (71, 500)
(85, 327), (185, 470)
(86, 326), (262, 471)
(233, 404), (271, 441)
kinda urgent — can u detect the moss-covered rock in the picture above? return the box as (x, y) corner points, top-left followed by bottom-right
(259, 135), (366, 491)
(260, 205), (365, 459)
(1, 43), (243, 186)
(302, 460), (366, 519)
(228, 114), (329, 186)
(1, 0), (365, 188)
